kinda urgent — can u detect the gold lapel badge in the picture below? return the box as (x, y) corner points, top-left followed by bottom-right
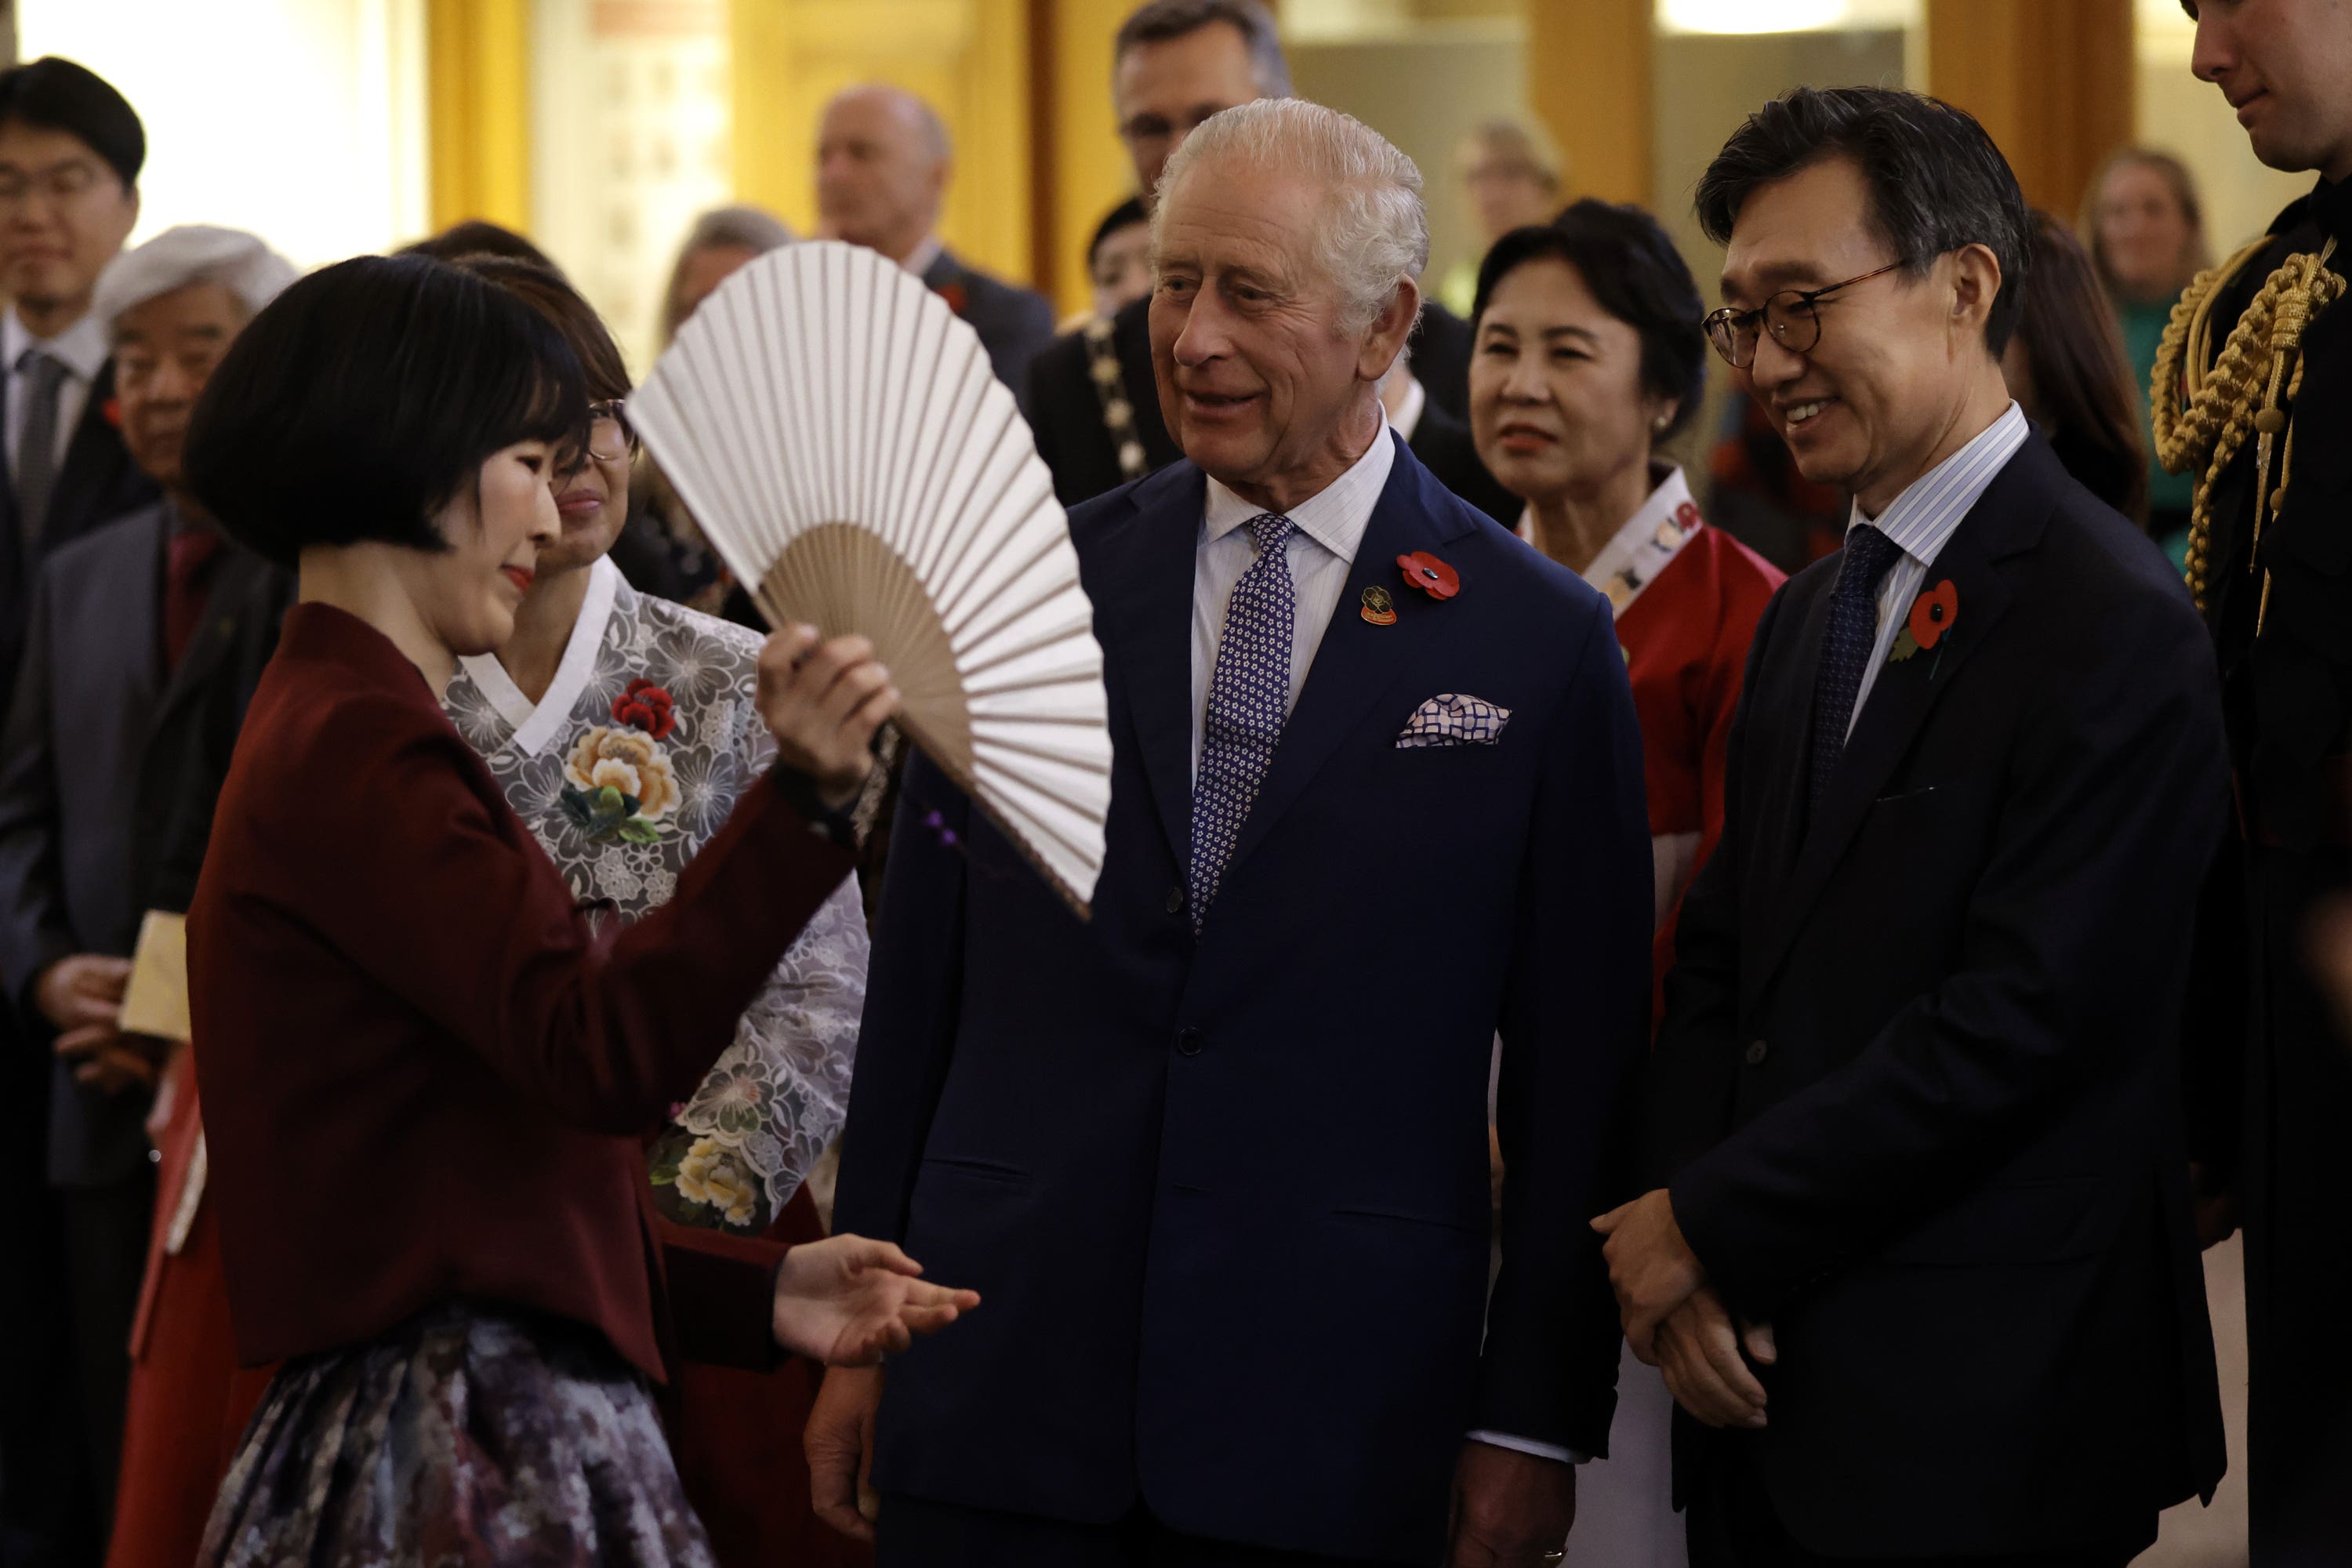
(1359, 585), (1397, 626)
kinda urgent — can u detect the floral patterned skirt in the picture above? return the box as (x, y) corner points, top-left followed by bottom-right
(200, 1301), (714, 1568)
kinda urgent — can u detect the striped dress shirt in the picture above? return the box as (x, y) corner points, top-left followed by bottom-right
(1842, 401), (2028, 739)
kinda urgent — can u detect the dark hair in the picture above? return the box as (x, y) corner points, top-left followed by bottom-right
(1695, 86), (2032, 357)
(399, 220), (563, 275)
(183, 254), (587, 566)
(1089, 197), (1149, 266)
(1471, 200), (1709, 442)
(0, 57), (143, 188)
(1114, 0), (1290, 97)
(451, 254), (630, 405)
(2010, 210), (2148, 524)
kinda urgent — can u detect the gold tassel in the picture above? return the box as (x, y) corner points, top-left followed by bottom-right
(2152, 236), (2343, 617)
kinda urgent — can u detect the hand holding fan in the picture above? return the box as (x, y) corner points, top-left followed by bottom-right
(629, 241), (1112, 914)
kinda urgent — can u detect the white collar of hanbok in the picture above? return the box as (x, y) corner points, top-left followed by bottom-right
(1515, 465), (1700, 619)
(457, 554), (623, 757)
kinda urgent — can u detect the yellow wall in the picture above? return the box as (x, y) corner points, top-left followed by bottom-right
(1926, 0), (2135, 216)
(729, 0), (1036, 289)
(426, 0), (531, 234)
(1526, 0), (1651, 207)
(1036, 0), (1142, 319)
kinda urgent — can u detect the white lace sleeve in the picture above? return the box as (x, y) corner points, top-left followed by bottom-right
(648, 682), (870, 1232)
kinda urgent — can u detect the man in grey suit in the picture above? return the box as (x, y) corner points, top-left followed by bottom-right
(0, 226), (295, 1540)
(816, 83), (1055, 390)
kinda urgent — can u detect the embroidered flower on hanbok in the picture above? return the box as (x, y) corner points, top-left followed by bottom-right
(695, 1059), (772, 1139)
(560, 726), (680, 843)
(659, 1136), (761, 1229)
(611, 678), (677, 740)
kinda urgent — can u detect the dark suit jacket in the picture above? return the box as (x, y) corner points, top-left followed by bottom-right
(0, 360), (160, 678)
(834, 434), (1653, 1561)
(1410, 400), (1520, 527)
(188, 604), (851, 1378)
(1642, 434), (2230, 1555)
(0, 504), (293, 1189)
(1022, 298), (1481, 512)
(923, 248), (1054, 393)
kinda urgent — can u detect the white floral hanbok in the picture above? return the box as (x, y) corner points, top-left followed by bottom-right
(443, 557), (868, 1234)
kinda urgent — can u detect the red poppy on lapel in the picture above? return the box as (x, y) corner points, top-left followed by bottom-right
(1398, 551), (1459, 601)
(1907, 579), (1958, 650)
(102, 397), (122, 429)
(935, 281), (970, 318)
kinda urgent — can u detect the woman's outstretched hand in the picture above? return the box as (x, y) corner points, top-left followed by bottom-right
(756, 626), (899, 808)
(771, 1234), (978, 1365)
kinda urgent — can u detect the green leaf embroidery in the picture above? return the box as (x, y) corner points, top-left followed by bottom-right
(617, 818), (661, 844)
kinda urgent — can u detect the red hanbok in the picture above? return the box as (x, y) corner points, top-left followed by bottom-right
(1527, 466), (1785, 1011)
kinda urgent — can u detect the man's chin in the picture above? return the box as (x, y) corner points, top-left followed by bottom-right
(1176, 430), (1273, 488)
(1785, 441), (1861, 495)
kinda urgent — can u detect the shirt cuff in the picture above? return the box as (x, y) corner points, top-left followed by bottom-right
(1466, 1429), (1589, 1466)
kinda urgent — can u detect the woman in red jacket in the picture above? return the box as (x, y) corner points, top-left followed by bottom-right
(177, 252), (971, 1566)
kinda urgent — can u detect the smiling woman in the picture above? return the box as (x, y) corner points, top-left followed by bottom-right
(166, 253), (966, 1567)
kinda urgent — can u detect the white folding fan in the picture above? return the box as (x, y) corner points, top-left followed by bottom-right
(630, 240), (1112, 915)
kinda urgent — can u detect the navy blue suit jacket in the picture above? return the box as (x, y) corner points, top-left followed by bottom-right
(1642, 434), (2229, 1555)
(833, 433), (1653, 1560)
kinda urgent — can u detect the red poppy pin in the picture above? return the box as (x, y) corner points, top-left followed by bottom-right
(1397, 551), (1459, 601)
(1888, 579), (1958, 663)
(101, 397), (122, 430)
(612, 677), (678, 739)
(935, 281), (970, 318)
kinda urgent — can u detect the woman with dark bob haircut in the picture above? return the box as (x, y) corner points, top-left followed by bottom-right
(176, 252), (975, 1565)
(1467, 201), (1784, 1568)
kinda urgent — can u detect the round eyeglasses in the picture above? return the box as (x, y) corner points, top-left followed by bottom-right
(587, 397), (637, 461)
(1702, 260), (1910, 369)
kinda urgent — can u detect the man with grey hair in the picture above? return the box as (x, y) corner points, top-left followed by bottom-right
(0, 223), (297, 1526)
(660, 202), (794, 343)
(816, 82), (1052, 388)
(812, 99), (1650, 1568)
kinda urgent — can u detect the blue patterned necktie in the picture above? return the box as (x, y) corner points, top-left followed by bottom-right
(1807, 522), (1904, 822)
(1189, 512), (1296, 932)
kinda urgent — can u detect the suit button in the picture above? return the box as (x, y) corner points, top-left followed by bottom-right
(1744, 1040), (1769, 1066)
(1166, 884), (1186, 916)
(1176, 1027), (1203, 1056)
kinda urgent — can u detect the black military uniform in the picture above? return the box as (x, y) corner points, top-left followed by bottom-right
(2183, 172), (2352, 1565)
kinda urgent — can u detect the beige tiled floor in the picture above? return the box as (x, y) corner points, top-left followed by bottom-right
(2138, 1235), (2250, 1567)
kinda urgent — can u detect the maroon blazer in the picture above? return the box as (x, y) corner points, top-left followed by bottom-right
(187, 603), (855, 1382)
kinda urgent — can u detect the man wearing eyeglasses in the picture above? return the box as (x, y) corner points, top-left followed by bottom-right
(1594, 86), (2233, 1566)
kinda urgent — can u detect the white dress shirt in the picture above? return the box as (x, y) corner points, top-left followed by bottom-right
(2, 307), (107, 479)
(1842, 400), (2029, 739)
(1189, 426), (1395, 779)
(1193, 426), (1587, 1466)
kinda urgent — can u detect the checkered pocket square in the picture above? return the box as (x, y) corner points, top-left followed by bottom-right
(1396, 694), (1512, 749)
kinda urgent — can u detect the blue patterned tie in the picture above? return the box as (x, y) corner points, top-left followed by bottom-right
(1808, 523), (1904, 822)
(1189, 513), (1295, 931)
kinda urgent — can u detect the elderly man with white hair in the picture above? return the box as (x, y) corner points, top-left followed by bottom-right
(811, 100), (1652, 1567)
(0, 223), (296, 1568)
